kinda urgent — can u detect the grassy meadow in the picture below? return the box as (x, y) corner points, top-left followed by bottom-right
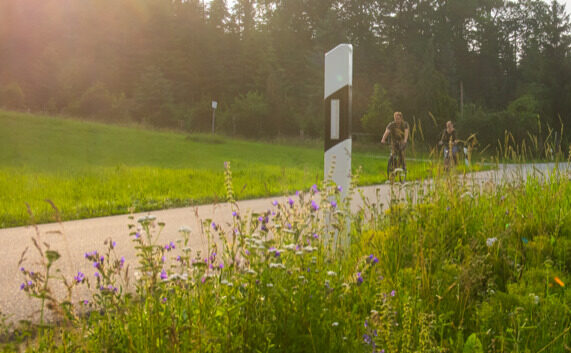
(0, 110), (444, 228)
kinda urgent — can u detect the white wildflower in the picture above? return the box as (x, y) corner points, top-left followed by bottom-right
(332, 322), (339, 327)
(284, 243), (297, 251)
(178, 226), (191, 233)
(266, 283), (273, 288)
(327, 271), (337, 277)
(486, 237), (498, 247)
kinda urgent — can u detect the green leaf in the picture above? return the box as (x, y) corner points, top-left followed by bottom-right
(463, 333), (483, 353)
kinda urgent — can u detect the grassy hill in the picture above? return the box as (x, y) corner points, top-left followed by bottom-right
(0, 110), (432, 228)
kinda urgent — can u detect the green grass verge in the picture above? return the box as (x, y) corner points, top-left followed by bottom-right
(0, 110), (485, 227)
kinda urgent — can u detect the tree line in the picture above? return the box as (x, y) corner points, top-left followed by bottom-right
(1, 0), (570, 150)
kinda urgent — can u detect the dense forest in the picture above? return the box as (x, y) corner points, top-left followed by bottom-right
(1, 0), (570, 149)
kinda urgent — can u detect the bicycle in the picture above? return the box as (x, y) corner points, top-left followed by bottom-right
(383, 140), (407, 183)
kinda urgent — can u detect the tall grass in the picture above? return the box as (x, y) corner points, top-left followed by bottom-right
(6, 163), (570, 352)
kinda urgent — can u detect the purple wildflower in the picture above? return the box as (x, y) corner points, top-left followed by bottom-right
(201, 277), (206, 283)
(390, 290), (396, 297)
(330, 201), (337, 208)
(258, 216), (264, 222)
(272, 200), (278, 206)
(373, 257), (379, 264)
(337, 185), (343, 193)
(20, 267), (24, 272)
(93, 262), (100, 269)
(83, 300), (89, 305)
(112, 241), (116, 248)
(160, 269), (167, 280)
(311, 184), (318, 193)
(176, 255), (181, 262)
(313, 233), (319, 239)
(135, 232), (141, 239)
(74, 271), (85, 283)
(211, 222), (216, 230)
(20, 283), (25, 290)
(27, 280), (32, 286)
(232, 211), (238, 217)
(120, 256), (125, 268)
(288, 198), (294, 208)
(162, 297), (167, 304)
(311, 200), (319, 211)
(357, 272), (364, 285)
(219, 262), (224, 269)
(94, 272), (100, 278)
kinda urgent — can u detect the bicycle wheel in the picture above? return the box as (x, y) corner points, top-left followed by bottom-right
(387, 155), (395, 180)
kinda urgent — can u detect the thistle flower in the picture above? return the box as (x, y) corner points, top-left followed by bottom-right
(74, 271), (85, 283)
(311, 200), (319, 211)
(160, 269), (167, 280)
(357, 272), (364, 285)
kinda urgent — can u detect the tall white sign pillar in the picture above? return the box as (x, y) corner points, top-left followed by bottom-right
(324, 44), (352, 199)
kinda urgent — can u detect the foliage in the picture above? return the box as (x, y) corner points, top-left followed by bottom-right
(6, 163), (570, 352)
(361, 83), (393, 136)
(1, 0), (570, 142)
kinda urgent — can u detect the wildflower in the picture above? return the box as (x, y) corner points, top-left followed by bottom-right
(19, 283), (25, 290)
(112, 241), (116, 248)
(258, 216), (264, 222)
(27, 280), (32, 286)
(134, 232), (141, 239)
(311, 184), (319, 193)
(327, 271), (337, 277)
(272, 200), (278, 206)
(332, 322), (339, 327)
(287, 223), (292, 229)
(246, 269), (257, 275)
(120, 256), (125, 268)
(74, 271), (85, 283)
(266, 283), (273, 287)
(83, 300), (89, 305)
(211, 222), (217, 230)
(288, 198), (294, 208)
(178, 225), (191, 233)
(94, 272), (100, 278)
(337, 185), (343, 193)
(311, 200), (319, 211)
(269, 263), (286, 269)
(313, 233), (319, 239)
(284, 243), (296, 251)
(176, 256), (181, 262)
(201, 277), (206, 283)
(390, 290), (396, 297)
(357, 272), (363, 285)
(160, 269), (167, 280)
(331, 201), (337, 208)
(162, 297), (167, 304)
(20, 267), (24, 272)
(373, 257), (379, 264)
(93, 262), (100, 269)
(486, 237), (497, 247)
(554, 277), (565, 287)
(219, 262), (224, 269)
(363, 333), (372, 344)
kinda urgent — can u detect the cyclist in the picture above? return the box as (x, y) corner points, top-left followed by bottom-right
(438, 120), (458, 165)
(381, 111), (410, 173)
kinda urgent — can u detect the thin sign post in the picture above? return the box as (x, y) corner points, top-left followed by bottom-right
(211, 101), (218, 134)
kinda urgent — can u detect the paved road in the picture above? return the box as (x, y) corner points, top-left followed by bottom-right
(0, 163), (566, 324)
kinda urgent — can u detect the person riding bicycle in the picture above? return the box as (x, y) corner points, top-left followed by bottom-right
(381, 111), (409, 173)
(438, 121), (459, 165)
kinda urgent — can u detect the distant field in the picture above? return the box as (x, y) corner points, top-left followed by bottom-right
(0, 110), (442, 227)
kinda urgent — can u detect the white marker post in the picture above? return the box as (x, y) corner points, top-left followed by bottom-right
(324, 44), (352, 199)
(324, 44), (352, 250)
